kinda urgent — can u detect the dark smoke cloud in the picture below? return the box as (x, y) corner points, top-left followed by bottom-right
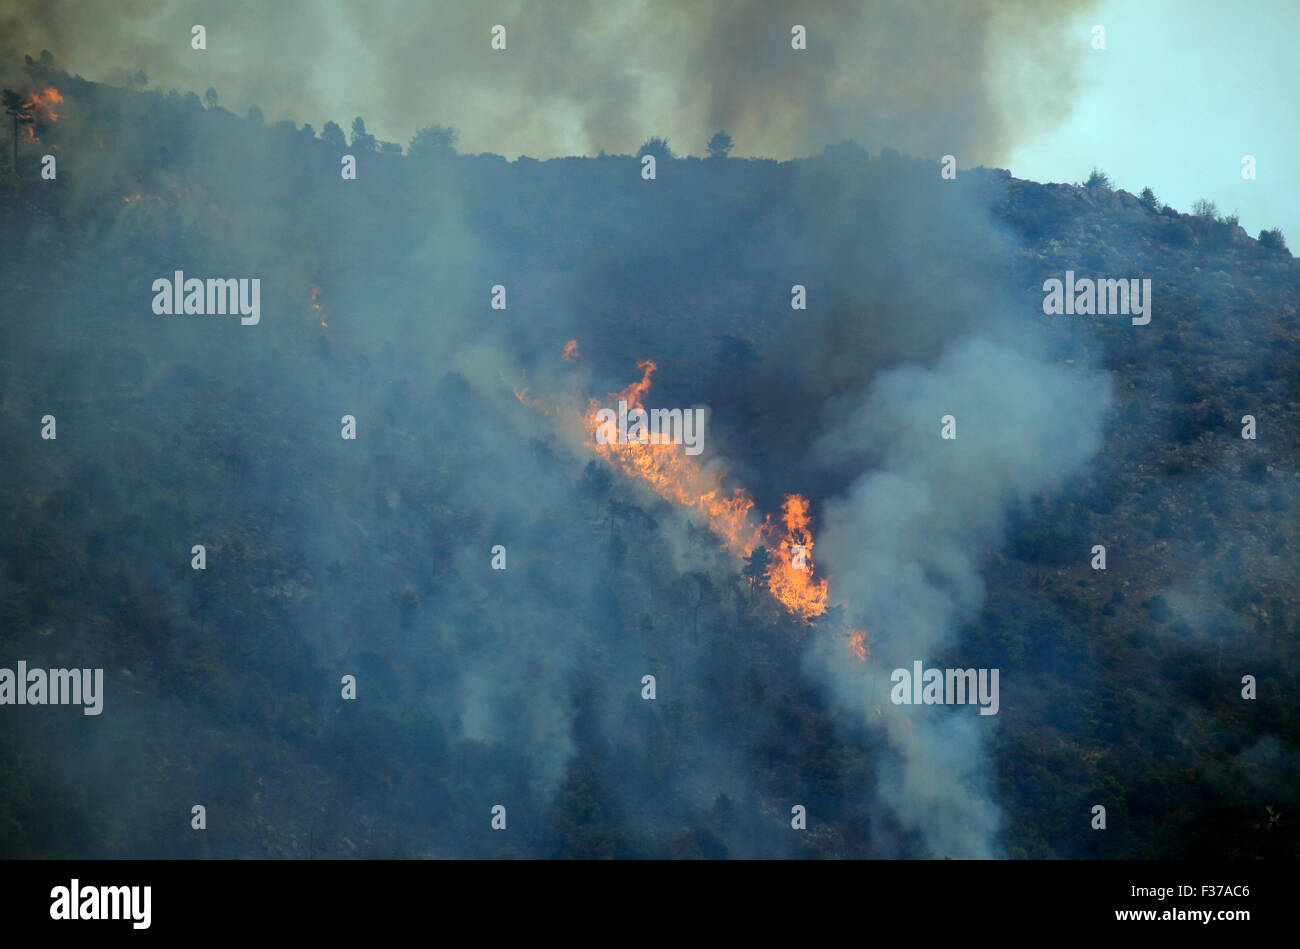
(3, 0), (1098, 161)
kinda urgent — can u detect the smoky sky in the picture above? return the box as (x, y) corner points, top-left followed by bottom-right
(3, 0), (1099, 162)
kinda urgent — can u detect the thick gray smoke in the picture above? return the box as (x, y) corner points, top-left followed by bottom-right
(807, 330), (1113, 857)
(3, 0), (1098, 162)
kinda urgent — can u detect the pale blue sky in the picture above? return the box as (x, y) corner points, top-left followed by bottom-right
(1004, 0), (1297, 245)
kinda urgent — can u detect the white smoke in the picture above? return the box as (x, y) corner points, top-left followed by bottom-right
(806, 329), (1113, 856)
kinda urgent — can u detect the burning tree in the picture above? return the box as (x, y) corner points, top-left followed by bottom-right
(519, 355), (833, 622)
(3, 90), (34, 176)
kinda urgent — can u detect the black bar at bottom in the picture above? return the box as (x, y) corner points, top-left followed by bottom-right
(0, 859), (1276, 936)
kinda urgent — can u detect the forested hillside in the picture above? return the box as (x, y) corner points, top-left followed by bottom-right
(1, 58), (1296, 859)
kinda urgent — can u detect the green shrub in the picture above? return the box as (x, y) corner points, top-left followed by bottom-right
(1085, 167), (1113, 190)
(1258, 228), (1289, 253)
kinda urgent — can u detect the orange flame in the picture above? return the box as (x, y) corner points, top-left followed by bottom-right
(848, 630), (869, 662)
(562, 339), (579, 361)
(766, 495), (829, 621)
(513, 387), (554, 415)
(310, 286), (327, 327)
(541, 357), (832, 621)
(27, 88), (62, 122)
(17, 89), (62, 145)
(583, 359), (763, 559)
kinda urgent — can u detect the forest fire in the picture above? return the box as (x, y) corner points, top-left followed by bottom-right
(28, 87), (62, 122)
(562, 339), (579, 360)
(310, 286), (327, 327)
(583, 359), (763, 558)
(849, 630), (869, 662)
(765, 494), (829, 621)
(20, 87), (62, 142)
(515, 354), (840, 623)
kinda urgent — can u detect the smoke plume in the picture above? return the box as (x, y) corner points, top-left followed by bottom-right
(3, 0), (1098, 161)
